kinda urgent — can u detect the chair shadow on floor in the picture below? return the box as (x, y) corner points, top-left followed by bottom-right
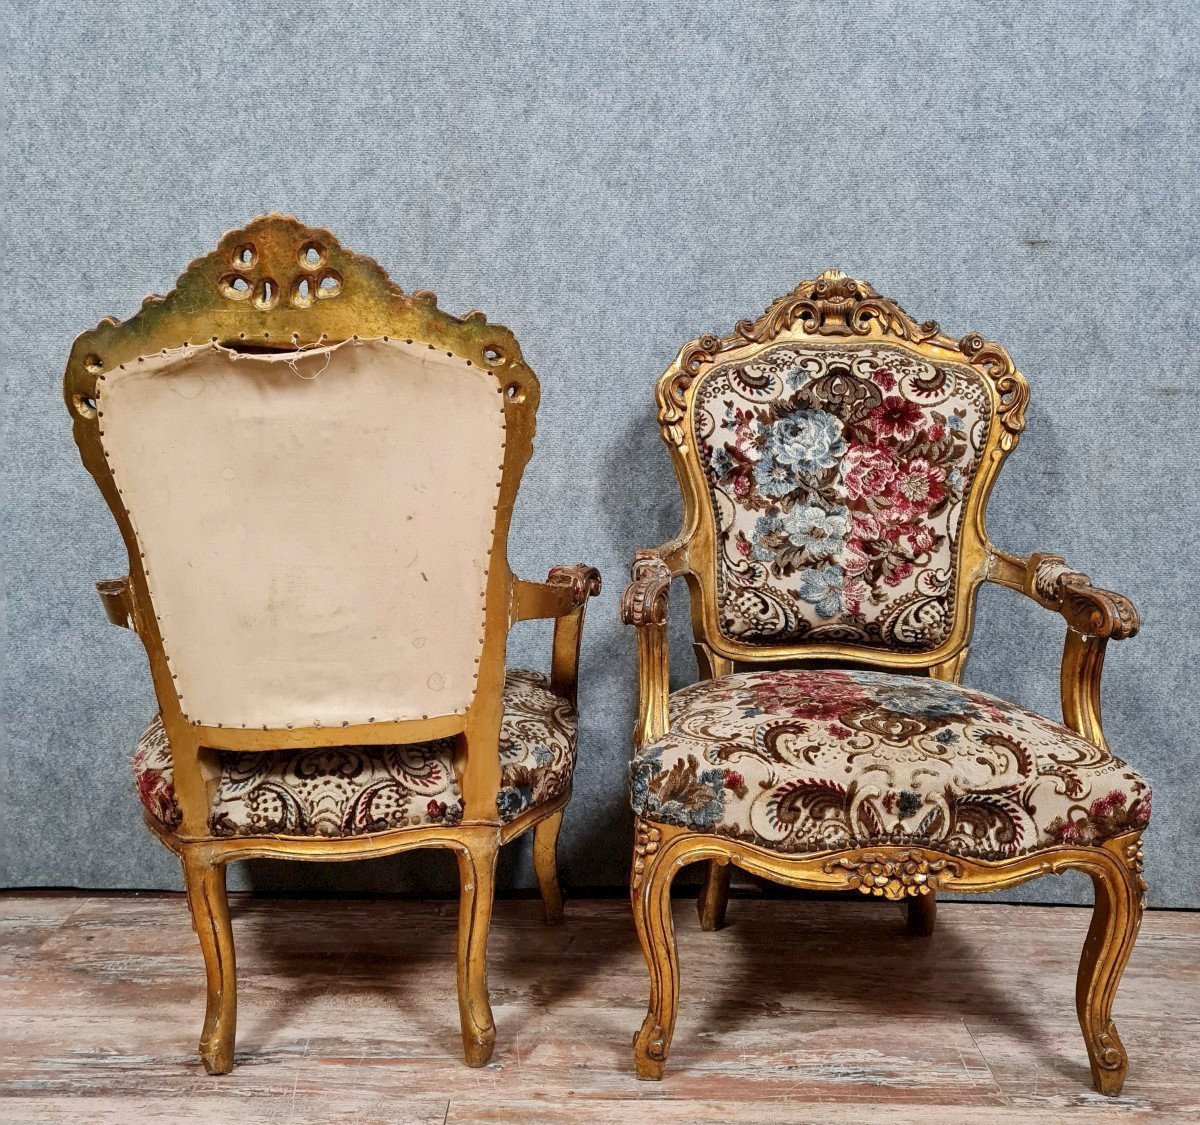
(679, 881), (1097, 1088)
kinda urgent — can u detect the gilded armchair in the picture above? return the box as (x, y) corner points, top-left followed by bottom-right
(622, 271), (1148, 1095)
(64, 215), (600, 1074)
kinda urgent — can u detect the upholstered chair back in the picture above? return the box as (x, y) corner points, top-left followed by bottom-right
(693, 339), (990, 651)
(657, 270), (1027, 669)
(96, 338), (506, 730)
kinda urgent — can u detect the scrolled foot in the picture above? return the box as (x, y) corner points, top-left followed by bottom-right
(633, 1015), (667, 1080)
(1087, 1021), (1128, 1096)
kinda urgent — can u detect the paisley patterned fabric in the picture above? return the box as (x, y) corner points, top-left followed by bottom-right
(135, 669), (576, 837)
(630, 670), (1150, 859)
(693, 341), (992, 650)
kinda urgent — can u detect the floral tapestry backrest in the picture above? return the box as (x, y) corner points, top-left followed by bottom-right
(97, 336), (507, 729)
(692, 339), (992, 651)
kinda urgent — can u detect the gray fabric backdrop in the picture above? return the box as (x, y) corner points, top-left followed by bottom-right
(3, 1), (1197, 906)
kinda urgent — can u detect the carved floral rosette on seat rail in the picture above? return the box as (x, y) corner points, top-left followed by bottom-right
(622, 270), (1147, 1095)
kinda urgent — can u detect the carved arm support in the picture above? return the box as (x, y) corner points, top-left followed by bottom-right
(95, 577), (137, 632)
(987, 549), (1139, 748)
(621, 547), (685, 749)
(511, 565), (601, 705)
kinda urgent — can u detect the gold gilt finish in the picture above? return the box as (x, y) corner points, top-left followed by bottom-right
(65, 215), (600, 1074)
(622, 271), (1143, 1095)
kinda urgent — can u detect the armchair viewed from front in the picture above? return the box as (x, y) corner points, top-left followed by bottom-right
(622, 270), (1147, 1095)
(64, 215), (600, 1074)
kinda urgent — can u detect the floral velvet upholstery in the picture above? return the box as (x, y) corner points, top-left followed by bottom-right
(135, 670), (576, 837)
(693, 341), (992, 650)
(630, 669), (1150, 859)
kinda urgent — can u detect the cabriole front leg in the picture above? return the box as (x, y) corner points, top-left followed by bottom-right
(181, 847), (237, 1075)
(455, 835), (499, 1068)
(1077, 835), (1145, 1096)
(630, 819), (681, 1079)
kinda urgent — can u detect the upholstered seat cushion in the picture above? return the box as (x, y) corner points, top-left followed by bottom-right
(630, 669), (1150, 859)
(135, 670), (575, 837)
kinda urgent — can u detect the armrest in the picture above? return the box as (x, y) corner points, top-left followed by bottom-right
(511, 565), (601, 706)
(620, 552), (680, 748)
(987, 548), (1139, 748)
(95, 577), (136, 632)
(988, 550), (1139, 639)
(511, 565), (601, 623)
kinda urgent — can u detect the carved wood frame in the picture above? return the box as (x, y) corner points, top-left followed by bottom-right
(65, 214), (600, 1074)
(631, 821), (1145, 1096)
(621, 271), (1144, 1095)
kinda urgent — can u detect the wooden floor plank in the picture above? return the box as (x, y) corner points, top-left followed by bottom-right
(0, 893), (1196, 1122)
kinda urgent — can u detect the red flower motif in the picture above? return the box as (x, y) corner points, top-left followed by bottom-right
(889, 458), (947, 513)
(427, 799), (445, 819)
(929, 423), (945, 441)
(752, 673), (871, 721)
(844, 443), (898, 500)
(842, 577), (869, 616)
(871, 367), (897, 391)
(1089, 790), (1127, 818)
(724, 771), (745, 791)
(868, 396), (924, 440)
(735, 531), (752, 557)
(907, 526), (935, 554)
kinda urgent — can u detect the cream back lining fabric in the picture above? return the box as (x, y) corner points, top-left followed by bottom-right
(98, 337), (506, 729)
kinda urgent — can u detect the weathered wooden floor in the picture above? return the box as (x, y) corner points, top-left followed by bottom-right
(1, 891), (1197, 1123)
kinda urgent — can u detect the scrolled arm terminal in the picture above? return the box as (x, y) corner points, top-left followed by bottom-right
(546, 564), (602, 607)
(1026, 553), (1139, 640)
(621, 554), (673, 628)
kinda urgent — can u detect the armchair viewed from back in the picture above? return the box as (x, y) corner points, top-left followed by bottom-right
(65, 215), (600, 1073)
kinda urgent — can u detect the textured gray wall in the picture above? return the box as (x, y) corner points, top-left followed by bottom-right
(3, 2), (1197, 906)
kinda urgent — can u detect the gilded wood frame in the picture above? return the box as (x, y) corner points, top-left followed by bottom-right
(66, 214), (600, 1074)
(621, 271), (1143, 1094)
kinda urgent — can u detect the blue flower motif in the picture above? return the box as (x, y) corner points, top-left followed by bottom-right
(532, 744), (553, 767)
(497, 786), (528, 820)
(752, 504), (849, 564)
(752, 454), (796, 498)
(709, 446), (736, 481)
(946, 467), (964, 491)
(947, 412), (966, 432)
(785, 364), (811, 390)
(629, 749), (662, 813)
(797, 564), (845, 619)
(786, 504), (848, 559)
(874, 682), (975, 720)
(934, 728), (958, 745)
(763, 410), (847, 476)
